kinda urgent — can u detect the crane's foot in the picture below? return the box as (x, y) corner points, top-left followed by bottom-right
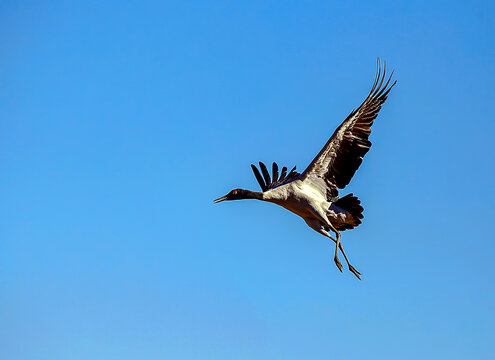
(348, 265), (361, 280)
(334, 256), (343, 272)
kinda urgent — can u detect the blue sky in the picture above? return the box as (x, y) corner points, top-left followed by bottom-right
(1, 1), (494, 359)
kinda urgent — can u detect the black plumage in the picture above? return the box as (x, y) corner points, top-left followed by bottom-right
(250, 162), (300, 190)
(301, 61), (396, 190)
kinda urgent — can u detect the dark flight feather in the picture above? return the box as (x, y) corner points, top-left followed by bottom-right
(251, 164), (267, 191)
(272, 162), (279, 183)
(280, 166), (287, 181)
(301, 59), (396, 190)
(259, 162), (272, 188)
(251, 162), (300, 191)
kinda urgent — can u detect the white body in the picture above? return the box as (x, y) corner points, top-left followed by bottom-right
(262, 180), (346, 227)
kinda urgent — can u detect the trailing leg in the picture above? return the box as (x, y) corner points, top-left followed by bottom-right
(323, 221), (344, 273)
(338, 241), (361, 280)
(304, 218), (361, 277)
(323, 225), (362, 280)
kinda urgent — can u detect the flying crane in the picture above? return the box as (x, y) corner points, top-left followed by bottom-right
(214, 60), (396, 279)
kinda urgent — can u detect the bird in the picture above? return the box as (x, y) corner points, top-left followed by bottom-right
(214, 59), (396, 279)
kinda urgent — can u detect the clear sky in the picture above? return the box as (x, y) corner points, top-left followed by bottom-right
(1, 1), (494, 359)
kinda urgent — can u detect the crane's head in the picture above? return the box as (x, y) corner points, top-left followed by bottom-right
(213, 188), (260, 203)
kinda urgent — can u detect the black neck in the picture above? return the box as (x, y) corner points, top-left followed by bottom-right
(244, 190), (263, 200)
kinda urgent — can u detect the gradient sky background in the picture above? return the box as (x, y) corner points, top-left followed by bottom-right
(1, 1), (494, 359)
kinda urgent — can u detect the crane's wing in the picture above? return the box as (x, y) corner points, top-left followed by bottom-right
(300, 59), (396, 195)
(251, 162), (300, 192)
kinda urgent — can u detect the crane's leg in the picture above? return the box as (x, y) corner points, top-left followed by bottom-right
(327, 222), (343, 272)
(311, 212), (344, 271)
(304, 219), (361, 279)
(342, 245), (361, 279)
(318, 216), (345, 273)
(331, 232), (362, 280)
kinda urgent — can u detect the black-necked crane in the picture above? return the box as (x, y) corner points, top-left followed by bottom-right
(214, 60), (396, 279)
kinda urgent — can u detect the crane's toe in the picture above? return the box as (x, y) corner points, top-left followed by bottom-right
(348, 265), (362, 280)
(334, 256), (343, 272)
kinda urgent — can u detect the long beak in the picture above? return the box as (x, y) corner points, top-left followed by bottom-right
(213, 195), (229, 204)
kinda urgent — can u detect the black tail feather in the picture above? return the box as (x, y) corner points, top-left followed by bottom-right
(333, 193), (364, 230)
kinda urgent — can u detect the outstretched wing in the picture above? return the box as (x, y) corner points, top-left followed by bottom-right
(301, 59), (396, 193)
(251, 162), (300, 192)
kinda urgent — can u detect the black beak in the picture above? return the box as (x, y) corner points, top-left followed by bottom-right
(213, 195), (229, 204)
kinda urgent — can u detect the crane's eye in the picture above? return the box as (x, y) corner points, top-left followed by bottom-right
(232, 189), (238, 195)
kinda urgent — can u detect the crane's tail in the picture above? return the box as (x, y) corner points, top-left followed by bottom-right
(331, 193), (364, 231)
